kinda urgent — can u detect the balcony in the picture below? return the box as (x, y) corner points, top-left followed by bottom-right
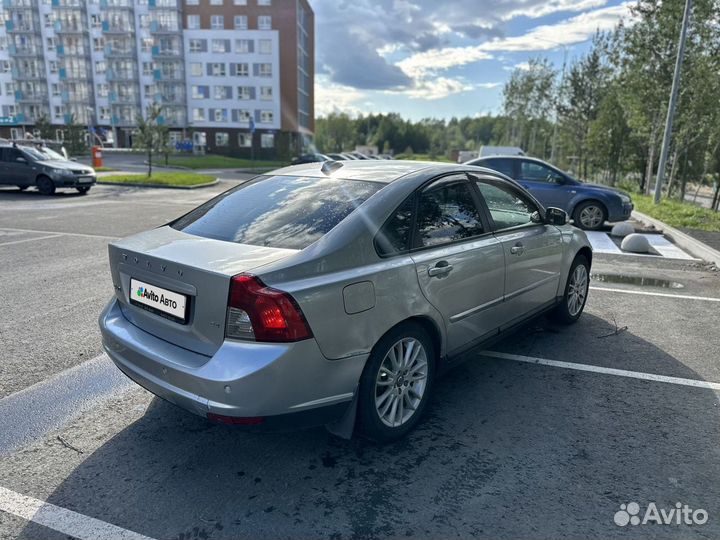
(15, 90), (48, 103)
(7, 45), (43, 57)
(5, 20), (39, 33)
(105, 46), (136, 58)
(151, 46), (182, 59)
(101, 20), (134, 34)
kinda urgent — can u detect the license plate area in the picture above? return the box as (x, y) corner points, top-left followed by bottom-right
(129, 278), (188, 324)
(78, 177), (93, 184)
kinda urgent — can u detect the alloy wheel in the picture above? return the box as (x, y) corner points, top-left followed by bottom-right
(374, 338), (428, 428)
(579, 205), (603, 229)
(567, 263), (588, 316)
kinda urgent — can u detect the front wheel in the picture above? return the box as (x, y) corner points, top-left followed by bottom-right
(357, 323), (436, 443)
(76, 186), (91, 195)
(36, 175), (56, 196)
(573, 201), (607, 230)
(551, 255), (590, 324)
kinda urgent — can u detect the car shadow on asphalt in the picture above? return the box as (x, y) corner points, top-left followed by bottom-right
(20, 313), (720, 540)
(0, 187), (87, 199)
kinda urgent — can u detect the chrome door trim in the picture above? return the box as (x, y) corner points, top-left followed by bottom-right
(504, 273), (560, 301)
(449, 296), (505, 323)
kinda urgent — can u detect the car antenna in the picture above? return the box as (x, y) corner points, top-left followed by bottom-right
(321, 160), (343, 176)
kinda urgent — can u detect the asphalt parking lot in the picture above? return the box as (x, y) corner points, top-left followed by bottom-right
(1, 182), (719, 539)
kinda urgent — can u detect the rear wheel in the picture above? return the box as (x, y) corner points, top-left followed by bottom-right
(573, 201), (607, 230)
(357, 323), (435, 443)
(551, 255), (590, 324)
(76, 186), (91, 195)
(36, 175), (56, 196)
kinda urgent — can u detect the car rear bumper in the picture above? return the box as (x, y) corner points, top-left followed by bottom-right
(99, 298), (365, 426)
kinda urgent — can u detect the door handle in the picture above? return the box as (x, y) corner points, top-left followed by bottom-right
(428, 261), (453, 277)
(510, 242), (524, 255)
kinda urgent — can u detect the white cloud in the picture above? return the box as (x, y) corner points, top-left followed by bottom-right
(314, 77), (366, 116)
(499, 0), (610, 21)
(397, 47), (494, 78)
(503, 61), (531, 71)
(402, 77), (475, 100)
(481, 2), (635, 52)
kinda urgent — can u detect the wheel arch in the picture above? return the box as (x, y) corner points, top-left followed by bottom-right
(370, 315), (445, 369)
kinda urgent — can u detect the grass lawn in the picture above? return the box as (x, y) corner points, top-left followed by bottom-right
(393, 153), (455, 163)
(166, 155), (287, 169)
(99, 172), (216, 187)
(94, 166), (115, 172)
(633, 194), (720, 232)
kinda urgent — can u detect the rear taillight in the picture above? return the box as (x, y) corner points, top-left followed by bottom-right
(226, 274), (313, 342)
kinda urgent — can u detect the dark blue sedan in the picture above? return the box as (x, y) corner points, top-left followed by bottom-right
(466, 156), (633, 230)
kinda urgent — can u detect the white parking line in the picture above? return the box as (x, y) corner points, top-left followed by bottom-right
(590, 286), (720, 303)
(0, 486), (154, 540)
(482, 351), (720, 391)
(0, 234), (61, 247)
(0, 227), (119, 240)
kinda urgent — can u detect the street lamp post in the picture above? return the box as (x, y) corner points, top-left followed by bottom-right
(654, 0), (693, 204)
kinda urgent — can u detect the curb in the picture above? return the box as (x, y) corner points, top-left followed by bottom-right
(97, 178), (220, 190)
(631, 210), (720, 267)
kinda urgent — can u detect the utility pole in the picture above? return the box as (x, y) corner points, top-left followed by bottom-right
(654, 0), (692, 204)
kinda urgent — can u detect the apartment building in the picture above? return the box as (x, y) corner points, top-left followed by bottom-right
(0, 0), (314, 158)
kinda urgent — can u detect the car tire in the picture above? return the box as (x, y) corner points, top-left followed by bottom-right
(36, 175), (56, 196)
(550, 254), (590, 325)
(357, 322), (436, 443)
(572, 201), (607, 230)
(77, 186), (91, 195)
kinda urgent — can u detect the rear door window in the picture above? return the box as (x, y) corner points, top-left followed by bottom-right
(484, 158), (516, 178)
(416, 177), (485, 247)
(172, 175), (382, 250)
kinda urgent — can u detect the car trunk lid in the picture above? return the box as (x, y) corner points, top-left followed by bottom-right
(108, 226), (298, 357)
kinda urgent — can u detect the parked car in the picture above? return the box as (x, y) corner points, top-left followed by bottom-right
(465, 155), (633, 230)
(0, 143), (96, 195)
(99, 161), (592, 442)
(326, 153), (348, 161)
(290, 153), (330, 165)
(340, 153), (359, 160)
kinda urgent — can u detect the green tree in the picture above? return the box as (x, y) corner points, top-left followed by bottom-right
(134, 104), (163, 177)
(34, 114), (54, 141)
(65, 115), (87, 156)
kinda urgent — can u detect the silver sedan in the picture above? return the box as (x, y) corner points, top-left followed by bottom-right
(99, 161), (592, 442)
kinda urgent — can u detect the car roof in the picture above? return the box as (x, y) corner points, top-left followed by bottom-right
(271, 160), (502, 184)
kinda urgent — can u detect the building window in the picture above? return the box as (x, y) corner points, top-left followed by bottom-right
(234, 15), (247, 30)
(211, 39), (229, 53)
(260, 110), (273, 123)
(141, 38), (153, 53)
(44, 13), (54, 27)
(260, 86), (272, 100)
(186, 0), (199, 4)
(214, 86), (230, 99)
(51, 83), (60, 97)
(190, 63), (202, 77)
(237, 86), (251, 100)
(99, 107), (110, 121)
(93, 37), (104, 52)
(258, 39), (271, 54)
(210, 63), (226, 76)
(49, 61), (58, 74)
(213, 109), (227, 122)
(261, 133), (274, 148)
(234, 0), (247, 4)
(234, 109), (251, 121)
(142, 62), (153, 76)
(215, 132), (229, 146)
(46, 37), (56, 51)
(192, 108), (205, 121)
(231, 63), (248, 77)
(91, 14), (101, 28)
(235, 39), (251, 54)
(210, 15), (224, 30)
(257, 63), (272, 77)
(191, 85), (209, 99)
(0, 61), (9, 74)
(95, 61), (106, 74)
(210, 0), (223, 4)
(238, 132), (251, 146)
(187, 14), (200, 29)
(97, 83), (108, 97)
(258, 0), (271, 4)
(258, 16), (271, 30)
(189, 39), (206, 53)
(54, 106), (65, 119)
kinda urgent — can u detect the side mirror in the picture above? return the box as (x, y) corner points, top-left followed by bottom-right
(545, 207), (568, 226)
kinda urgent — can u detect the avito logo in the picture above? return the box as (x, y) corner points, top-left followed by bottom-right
(137, 286), (159, 302)
(614, 502), (708, 527)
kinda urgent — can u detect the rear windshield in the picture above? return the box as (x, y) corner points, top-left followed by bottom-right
(171, 175), (382, 249)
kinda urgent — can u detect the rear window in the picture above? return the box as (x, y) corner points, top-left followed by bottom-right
(171, 175), (382, 249)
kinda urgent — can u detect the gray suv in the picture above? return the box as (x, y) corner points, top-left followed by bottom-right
(0, 144), (96, 195)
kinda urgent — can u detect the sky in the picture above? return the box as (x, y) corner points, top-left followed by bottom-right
(312, 0), (636, 120)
